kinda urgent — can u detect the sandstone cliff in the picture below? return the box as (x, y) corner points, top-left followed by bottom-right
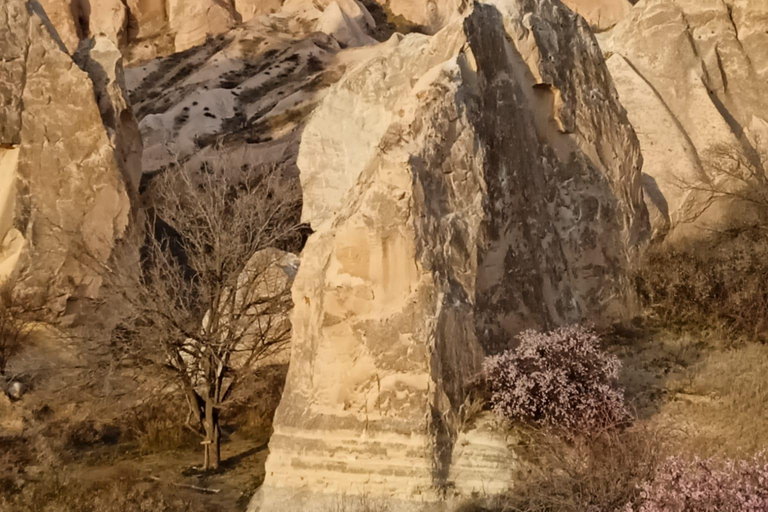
(0, 0), (137, 312)
(600, 0), (768, 242)
(252, 0), (648, 509)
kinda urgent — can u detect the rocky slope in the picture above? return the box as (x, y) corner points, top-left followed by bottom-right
(251, 0), (649, 509)
(600, 0), (768, 242)
(0, 0), (138, 313)
(124, 0), (384, 176)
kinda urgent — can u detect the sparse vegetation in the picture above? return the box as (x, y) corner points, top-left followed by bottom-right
(635, 230), (768, 341)
(95, 160), (303, 470)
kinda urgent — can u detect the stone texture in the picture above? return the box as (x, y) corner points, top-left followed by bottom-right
(252, 0), (648, 510)
(0, 0), (133, 309)
(75, 36), (143, 195)
(168, 0), (239, 52)
(560, 0), (632, 31)
(599, 0), (768, 242)
(34, 0), (378, 64)
(37, 0), (129, 53)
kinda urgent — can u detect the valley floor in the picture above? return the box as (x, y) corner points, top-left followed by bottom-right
(2, 323), (767, 512)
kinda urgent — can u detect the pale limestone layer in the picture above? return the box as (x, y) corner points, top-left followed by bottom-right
(600, 0), (768, 243)
(252, 1), (648, 509)
(0, 0), (133, 308)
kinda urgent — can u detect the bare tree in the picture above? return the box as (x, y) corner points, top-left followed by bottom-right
(99, 160), (303, 469)
(678, 138), (768, 226)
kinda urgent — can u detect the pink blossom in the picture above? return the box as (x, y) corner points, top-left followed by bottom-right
(482, 325), (629, 432)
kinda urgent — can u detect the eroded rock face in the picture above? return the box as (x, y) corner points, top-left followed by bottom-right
(252, 1), (648, 510)
(560, 0), (632, 30)
(600, 0), (768, 242)
(369, 0), (470, 32)
(0, 0), (134, 310)
(37, 0), (129, 53)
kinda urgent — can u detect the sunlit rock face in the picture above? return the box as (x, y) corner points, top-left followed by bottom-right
(599, 0), (768, 242)
(0, 0), (135, 312)
(251, 0), (648, 510)
(560, 0), (632, 30)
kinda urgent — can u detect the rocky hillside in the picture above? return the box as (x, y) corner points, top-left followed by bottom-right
(124, 0), (382, 176)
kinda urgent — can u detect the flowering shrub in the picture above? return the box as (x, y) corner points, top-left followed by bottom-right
(629, 453), (768, 512)
(482, 325), (628, 432)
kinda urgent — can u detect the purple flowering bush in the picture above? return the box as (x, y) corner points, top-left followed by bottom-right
(629, 453), (768, 512)
(482, 325), (629, 432)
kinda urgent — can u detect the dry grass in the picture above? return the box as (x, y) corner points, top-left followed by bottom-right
(0, 476), (222, 512)
(608, 326), (768, 459)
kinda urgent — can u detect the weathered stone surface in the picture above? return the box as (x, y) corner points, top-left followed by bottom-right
(0, 0), (133, 308)
(600, 0), (768, 242)
(75, 36), (143, 194)
(35, 0), (378, 64)
(168, 0), (239, 52)
(37, 0), (129, 53)
(370, 0), (470, 33)
(252, 0), (648, 509)
(561, 0), (631, 31)
(235, 0), (285, 23)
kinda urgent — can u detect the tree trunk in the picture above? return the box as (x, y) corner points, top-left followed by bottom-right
(202, 401), (221, 470)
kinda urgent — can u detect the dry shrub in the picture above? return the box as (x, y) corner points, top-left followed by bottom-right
(225, 364), (287, 442)
(123, 399), (199, 455)
(467, 426), (668, 512)
(635, 230), (768, 341)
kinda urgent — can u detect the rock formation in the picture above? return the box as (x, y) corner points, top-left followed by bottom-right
(0, 0), (136, 312)
(251, 0), (648, 509)
(37, 0), (130, 53)
(365, 0), (629, 33)
(561, 0), (632, 30)
(599, 0), (768, 242)
(34, 0), (378, 65)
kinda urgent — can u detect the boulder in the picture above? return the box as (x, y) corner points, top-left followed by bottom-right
(0, 0), (134, 308)
(251, 0), (648, 510)
(600, 0), (768, 243)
